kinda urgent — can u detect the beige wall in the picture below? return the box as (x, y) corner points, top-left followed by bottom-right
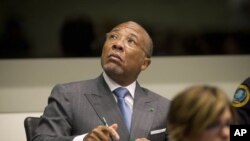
(0, 55), (250, 141)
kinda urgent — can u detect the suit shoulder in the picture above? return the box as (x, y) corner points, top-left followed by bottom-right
(58, 79), (95, 87)
(141, 87), (170, 102)
(52, 78), (96, 94)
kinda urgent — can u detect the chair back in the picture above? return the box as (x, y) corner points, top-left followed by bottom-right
(24, 117), (40, 141)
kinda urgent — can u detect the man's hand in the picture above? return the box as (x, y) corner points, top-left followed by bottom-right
(84, 124), (119, 141)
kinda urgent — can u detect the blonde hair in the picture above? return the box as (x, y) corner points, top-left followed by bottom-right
(167, 85), (236, 141)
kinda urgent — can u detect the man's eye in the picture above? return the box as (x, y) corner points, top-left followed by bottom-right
(109, 34), (117, 40)
(128, 39), (136, 45)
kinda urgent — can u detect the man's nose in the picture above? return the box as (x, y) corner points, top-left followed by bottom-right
(112, 40), (124, 52)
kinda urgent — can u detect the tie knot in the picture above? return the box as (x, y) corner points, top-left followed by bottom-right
(113, 87), (129, 98)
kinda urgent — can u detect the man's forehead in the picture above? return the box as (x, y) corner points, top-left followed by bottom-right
(116, 21), (141, 28)
(110, 27), (138, 36)
(110, 23), (144, 36)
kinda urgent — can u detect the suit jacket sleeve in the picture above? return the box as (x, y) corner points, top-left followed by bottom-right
(33, 84), (76, 141)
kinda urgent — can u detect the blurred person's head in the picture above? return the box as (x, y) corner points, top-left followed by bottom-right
(167, 85), (237, 141)
(60, 14), (95, 57)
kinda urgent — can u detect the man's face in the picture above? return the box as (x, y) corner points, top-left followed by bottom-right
(101, 22), (150, 82)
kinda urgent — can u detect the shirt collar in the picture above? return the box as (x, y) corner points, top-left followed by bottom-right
(103, 72), (136, 98)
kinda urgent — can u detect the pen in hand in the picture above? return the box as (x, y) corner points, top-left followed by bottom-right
(102, 117), (109, 126)
(102, 117), (114, 141)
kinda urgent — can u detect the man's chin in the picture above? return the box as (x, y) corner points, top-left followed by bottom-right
(103, 64), (123, 75)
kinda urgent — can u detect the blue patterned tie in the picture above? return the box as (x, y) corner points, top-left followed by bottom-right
(113, 87), (132, 131)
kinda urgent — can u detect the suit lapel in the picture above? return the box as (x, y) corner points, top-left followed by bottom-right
(84, 75), (130, 140)
(130, 84), (157, 140)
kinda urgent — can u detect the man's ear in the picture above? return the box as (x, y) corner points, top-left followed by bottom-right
(141, 57), (151, 71)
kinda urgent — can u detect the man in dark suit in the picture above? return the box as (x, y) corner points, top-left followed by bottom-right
(33, 21), (170, 141)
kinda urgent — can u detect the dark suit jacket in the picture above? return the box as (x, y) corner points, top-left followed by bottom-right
(237, 108), (250, 124)
(33, 74), (170, 141)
